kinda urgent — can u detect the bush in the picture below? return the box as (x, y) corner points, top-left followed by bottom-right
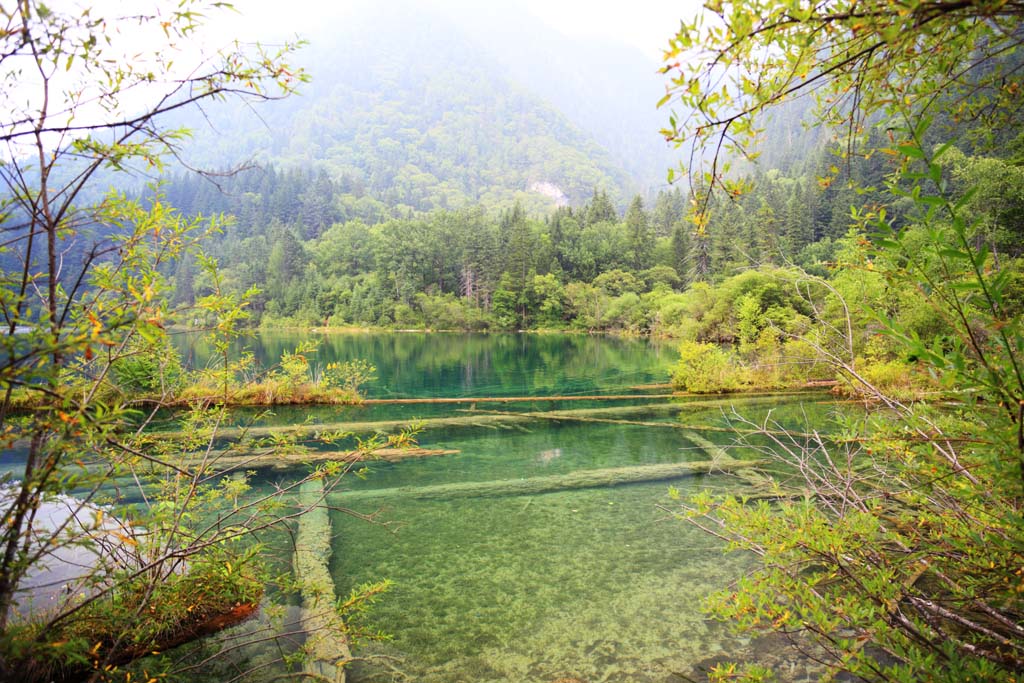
(671, 341), (742, 393)
(413, 292), (489, 331)
(323, 359), (377, 395)
(111, 337), (185, 394)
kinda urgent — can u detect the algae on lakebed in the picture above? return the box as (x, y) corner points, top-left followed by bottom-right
(329, 478), (752, 683)
(167, 332), (838, 681)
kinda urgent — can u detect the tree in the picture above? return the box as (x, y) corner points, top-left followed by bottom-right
(682, 135), (1024, 682)
(660, 0), (1024, 204)
(0, 3), (374, 680)
(661, 1), (1024, 680)
(624, 195), (654, 271)
(266, 225), (308, 315)
(652, 188), (686, 238)
(670, 220), (690, 283)
(499, 202), (535, 326)
(584, 187), (618, 225)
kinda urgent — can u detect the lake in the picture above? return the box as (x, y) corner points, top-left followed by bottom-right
(0, 327), (831, 679)
(182, 332), (835, 680)
(174, 329), (678, 399)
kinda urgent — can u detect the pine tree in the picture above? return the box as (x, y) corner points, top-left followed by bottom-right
(584, 187), (618, 225)
(500, 202), (535, 325)
(625, 195), (654, 271)
(670, 221), (690, 283)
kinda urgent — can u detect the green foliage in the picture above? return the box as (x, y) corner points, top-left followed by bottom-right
(2, 541), (266, 682)
(178, 24), (632, 216)
(681, 129), (1024, 680)
(639, 265), (681, 291)
(532, 273), (566, 327)
(324, 359), (378, 395)
(110, 336), (186, 394)
(593, 269), (643, 296)
(661, 3), (1024, 672)
(491, 275), (522, 330)
(280, 341), (319, 386)
(670, 341), (739, 393)
(0, 3), (398, 681)
(660, 0), (1024, 198)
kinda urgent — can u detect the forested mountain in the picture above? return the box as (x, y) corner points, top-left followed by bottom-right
(171, 3), (635, 214)
(437, 4), (677, 191)
(157, 103), (1023, 336)
(153, 0), (1022, 340)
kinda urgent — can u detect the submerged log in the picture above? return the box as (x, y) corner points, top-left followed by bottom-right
(295, 478), (351, 683)
(177, 446), (460, 471)
(679, 431), (734, 464)
(362, 388), (824, 405)
(681, 431), (806, 500)
(465, 407), (822, 439)
(150, 391), (816, 442)
(339, 459), (765, 502)
(362, 393), (677, 405)
(154, 411), (538, 441)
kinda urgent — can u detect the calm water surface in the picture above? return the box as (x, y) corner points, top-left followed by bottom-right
(175, 330), (677, 398)
(181, 332), (831, 682)
(93, 332), (836, 681)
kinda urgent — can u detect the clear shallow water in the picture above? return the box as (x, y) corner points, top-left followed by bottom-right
(186, 332), (835, 682)
(330, 480), (749, 683)
(316, 392), (834, 682)
(10, 331), (839, 681)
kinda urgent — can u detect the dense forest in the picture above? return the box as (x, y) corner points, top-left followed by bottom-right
(160, 130), (1024, 353)
(3, 0), (1024, 682)
(164, 5), (637, 215)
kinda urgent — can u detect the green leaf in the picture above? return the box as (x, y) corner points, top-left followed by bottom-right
(898, 144), (924, 159)
(913, 115), (933, 140)
(954, 186), (978, 211)
(937, 248), (971, 261)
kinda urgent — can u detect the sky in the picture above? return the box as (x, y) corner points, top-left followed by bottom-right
(217, 0), (698, 62)
(518, 0), (693, 60)
(5, 0), (701, 165)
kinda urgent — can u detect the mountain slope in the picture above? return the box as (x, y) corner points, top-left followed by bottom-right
(173, 4), (636, 213)
(440, 4), (679, 192)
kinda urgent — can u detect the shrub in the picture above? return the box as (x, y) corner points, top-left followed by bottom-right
(324, 359), (377, 395)
(671, 341), (741, 393)
(111, 337), (185, 394)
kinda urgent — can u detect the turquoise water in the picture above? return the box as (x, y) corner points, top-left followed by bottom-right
(331, 481), (748, 683)
(174, 330), (677, 398)
(186, 332), (835, 682)
(10, 331), (837, 681)
(319, 395), (832, 682)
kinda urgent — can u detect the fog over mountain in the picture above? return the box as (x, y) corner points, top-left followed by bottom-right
(169, 0), (686, 211)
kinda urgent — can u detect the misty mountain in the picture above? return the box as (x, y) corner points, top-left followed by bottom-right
(438, 4), (679, 192)
(171, 4), (643, 213)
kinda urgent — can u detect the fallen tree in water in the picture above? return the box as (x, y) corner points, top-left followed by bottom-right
(339, 459), (765, 502)
(151, 393), (800, 442)
(294, 479), (352, 683)
(176, 446), (460, 472)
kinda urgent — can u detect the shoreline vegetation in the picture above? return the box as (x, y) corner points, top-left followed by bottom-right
(6, 317), (922, 412)
(167, 251), (948, 403)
